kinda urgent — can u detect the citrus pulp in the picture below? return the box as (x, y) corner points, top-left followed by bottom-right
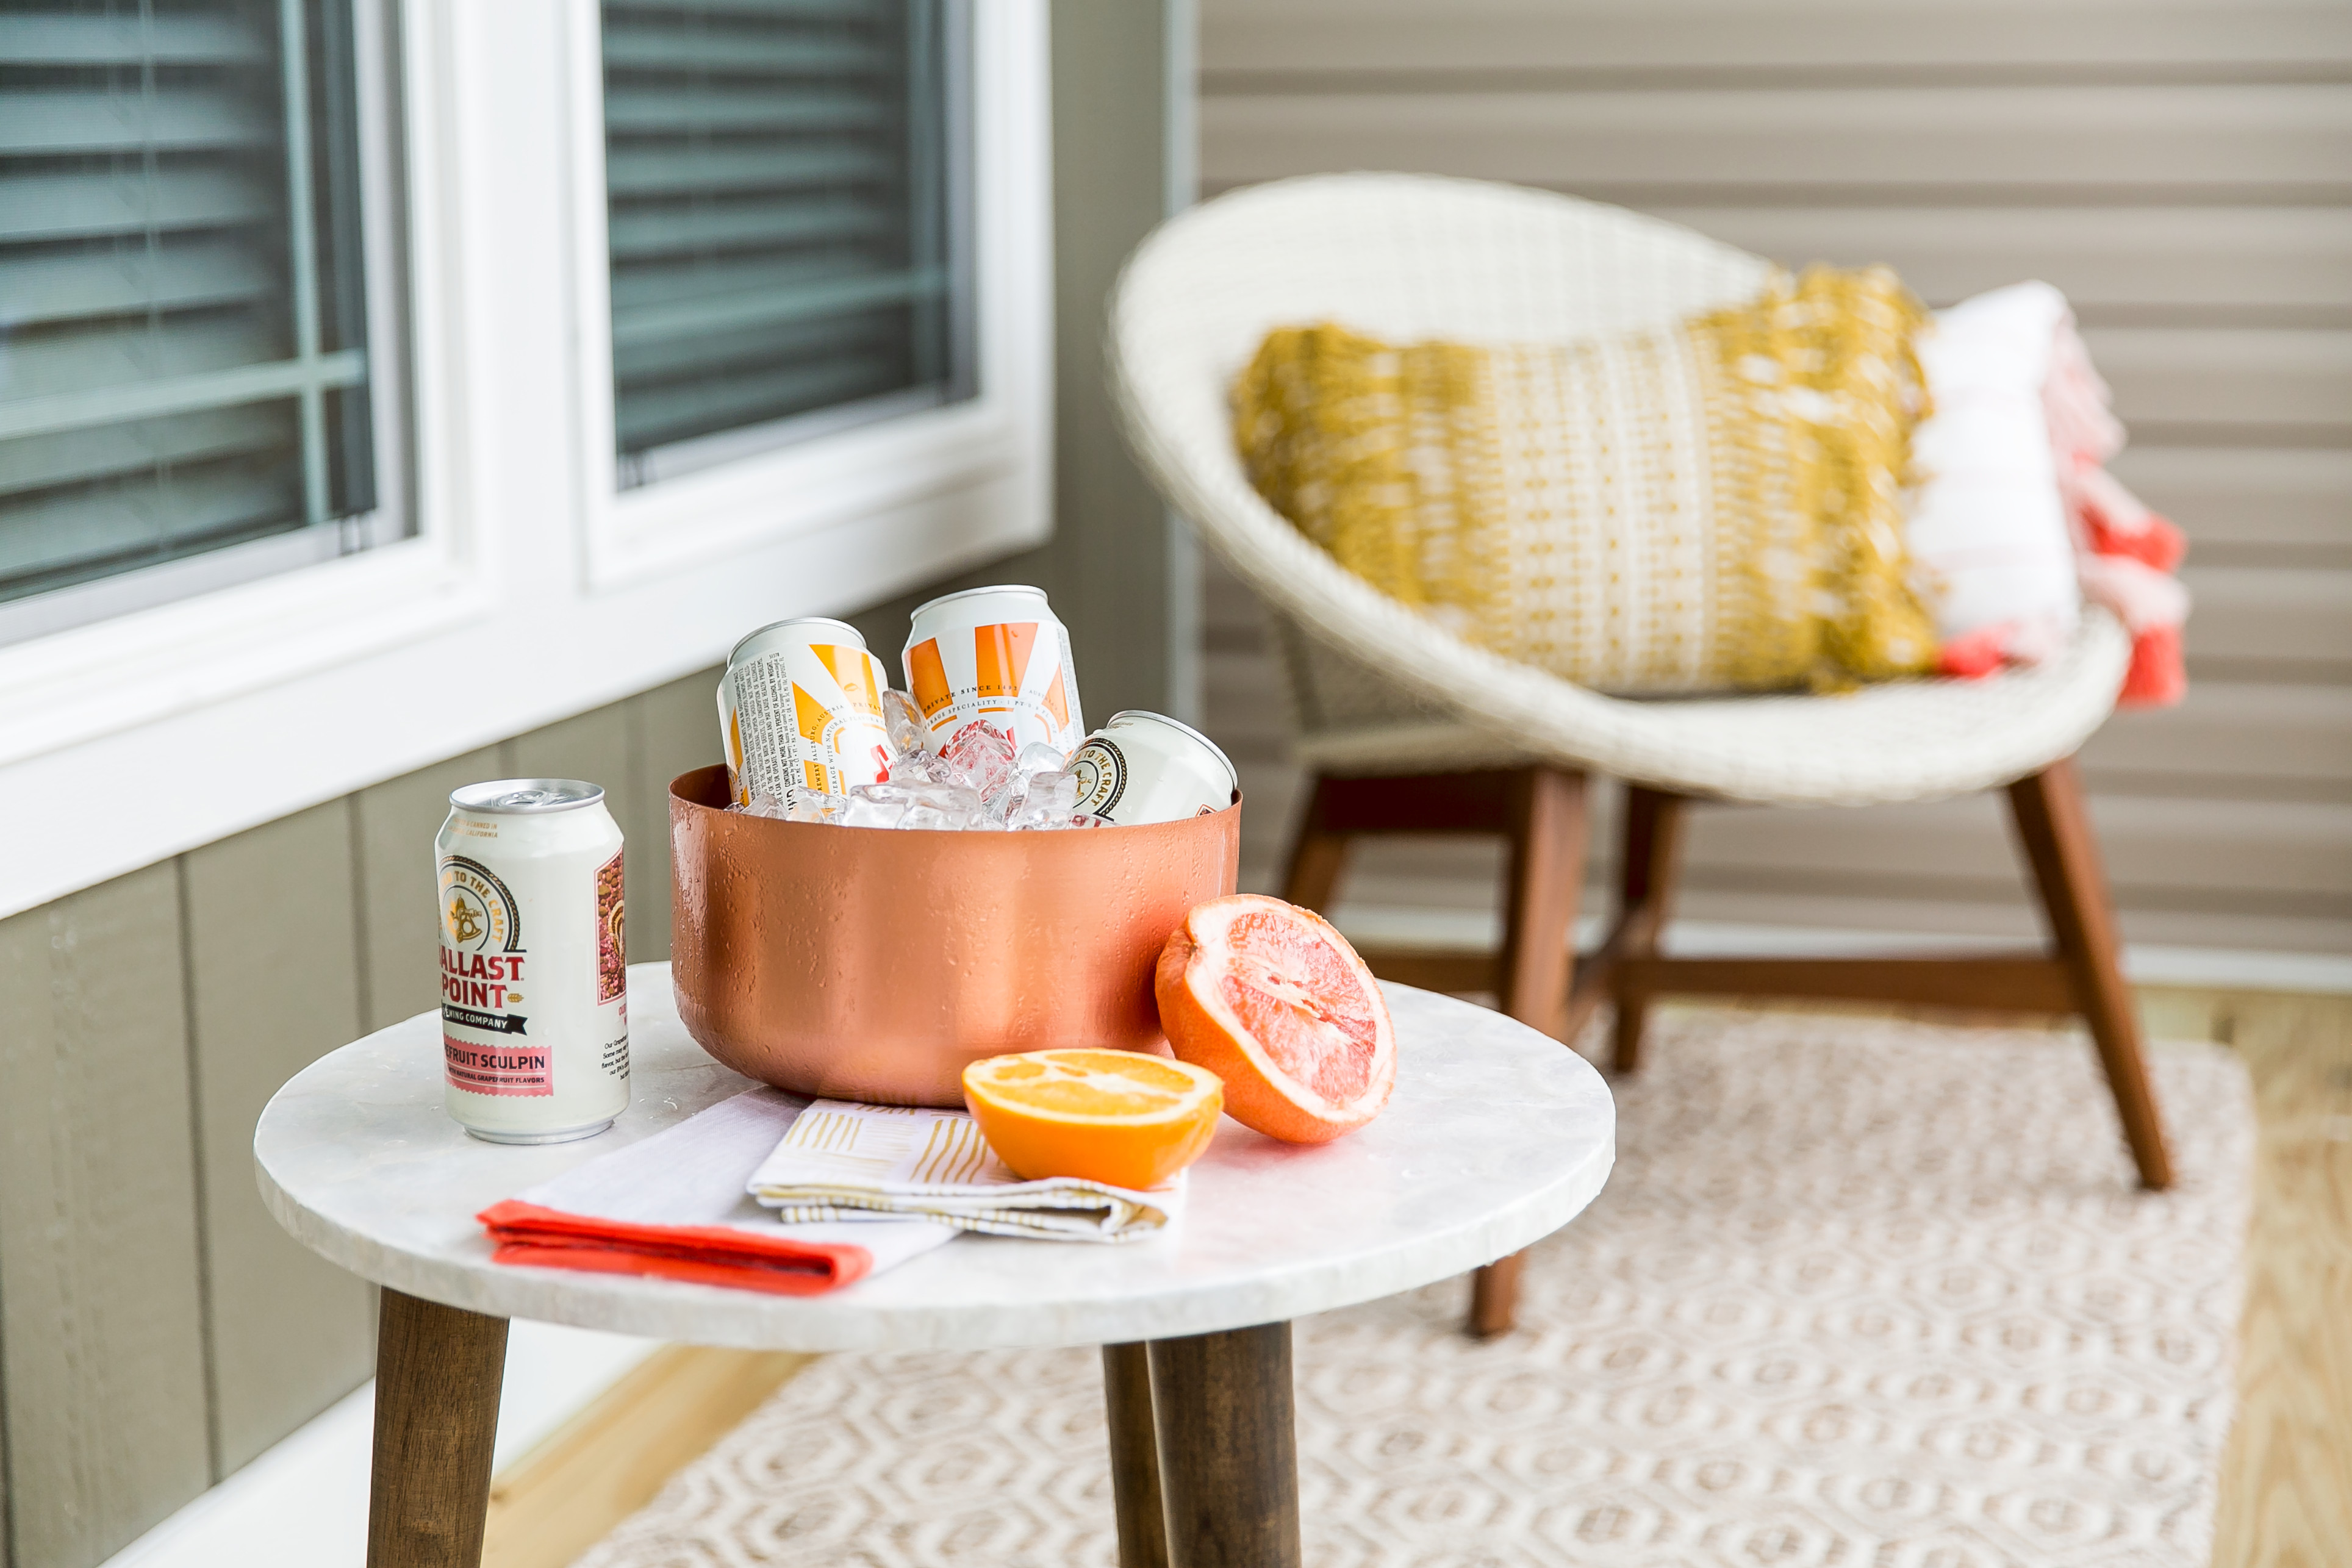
(1154, 895), (1396, 1144)
(962, 1048), (1224, 1189)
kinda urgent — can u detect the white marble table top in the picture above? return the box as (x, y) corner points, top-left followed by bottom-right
(256, 963), (1615, 1352)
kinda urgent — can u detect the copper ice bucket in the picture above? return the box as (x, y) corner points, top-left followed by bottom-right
(669, 765), (1240, 1106)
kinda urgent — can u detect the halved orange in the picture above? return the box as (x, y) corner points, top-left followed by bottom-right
(962, 1048), (1224, 1189)
(1155, 895), (1396, 1144)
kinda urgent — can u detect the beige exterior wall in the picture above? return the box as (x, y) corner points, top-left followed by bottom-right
(0, 9), (1180, 1565)
(1194, 0), (2352, 958)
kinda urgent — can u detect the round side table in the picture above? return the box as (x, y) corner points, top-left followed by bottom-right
(257, 963), (1614, 1568)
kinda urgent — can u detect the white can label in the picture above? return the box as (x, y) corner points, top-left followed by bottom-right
(724, 640), (892, 807)
(1069, 721), (1233, 825)
(439, 855), (550, 1096)
(1070, 736), (1129, 820)
(905, 619), (1083, 756)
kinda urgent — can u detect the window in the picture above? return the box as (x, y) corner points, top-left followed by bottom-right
(0, 0), (402, 645)
(0, 1), (1049, 920)
(599, 0), (973, 490)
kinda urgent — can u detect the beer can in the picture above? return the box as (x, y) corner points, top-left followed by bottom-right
(901, 584), (1085, 757)
(1069, 711), (1238, 825)
(719, 617), (894, 809)
(437, 780), (630, 1144)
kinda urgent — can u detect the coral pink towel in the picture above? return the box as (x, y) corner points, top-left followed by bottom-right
(2043, 303), (2190, 707)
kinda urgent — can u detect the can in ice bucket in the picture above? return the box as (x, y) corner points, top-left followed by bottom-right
(902, 584), (1085, 756)
(719, 617), (894, 809)
(1070, 710), (1238, 825)
(436, 779), (629, 1144)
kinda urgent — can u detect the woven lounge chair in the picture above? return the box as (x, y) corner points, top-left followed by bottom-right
(1105, 173), (2171, 1337)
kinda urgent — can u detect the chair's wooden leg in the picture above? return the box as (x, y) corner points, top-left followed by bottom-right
(1103, 1343), (1171, 1568)
(368, 1289), (507, 1568)
(1471, 768), (1588, 1339)
(1280, 775), (1349, 914)
(1469, 1250), (1526, 1341)
(1611, 786), (1688, 1075)
(2007, 757), (2173, 1190)
(1496, 767), (1590, 1040)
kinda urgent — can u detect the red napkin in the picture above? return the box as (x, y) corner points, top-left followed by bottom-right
(477, 1198), (870, 1296)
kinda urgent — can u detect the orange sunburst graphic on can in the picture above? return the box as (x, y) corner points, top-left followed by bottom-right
(907, 637), (952, 720)
(974, 622), (1038, 701)
(1043, 664), (1070, 729)
(811, 643), (883, 716)
(792, 681), (834, 745)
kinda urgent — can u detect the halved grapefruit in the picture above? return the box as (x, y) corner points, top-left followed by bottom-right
(1154, 895), (1396, 1144)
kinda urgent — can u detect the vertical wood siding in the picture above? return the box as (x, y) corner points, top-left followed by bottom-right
(1197, 0), (2352, 955)
(0, 671), (720, 1568)
(182, 805), (374, 1477)
(0, 867), (212, 1568)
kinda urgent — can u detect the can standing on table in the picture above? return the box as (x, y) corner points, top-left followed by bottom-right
(720, 617), (894, 808)
(1070, 710), (1239, 825)
(902, 584), (1085, 756)
(437, 780), (630, 1144)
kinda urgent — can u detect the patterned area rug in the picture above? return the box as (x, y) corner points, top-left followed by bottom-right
(577, 1010), (2253, 1567)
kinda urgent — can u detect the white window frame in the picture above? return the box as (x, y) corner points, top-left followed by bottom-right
(0, 0), (1054, 920)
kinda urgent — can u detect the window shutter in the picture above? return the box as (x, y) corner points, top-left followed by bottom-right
(600, 0), (969, 484)
(0, 1), (379, 609)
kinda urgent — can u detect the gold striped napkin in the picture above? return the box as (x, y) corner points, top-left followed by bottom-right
(745, 1100), (1183, 1242)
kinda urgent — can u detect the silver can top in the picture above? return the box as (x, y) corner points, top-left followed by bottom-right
(727, 615), (864, 668)
(906, 583), (1052, 620)
(450, 779), (606, 815)
(1101, 709), (1239, 791)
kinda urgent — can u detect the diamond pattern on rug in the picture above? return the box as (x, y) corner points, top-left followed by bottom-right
(575, 1010), (2251, 1567)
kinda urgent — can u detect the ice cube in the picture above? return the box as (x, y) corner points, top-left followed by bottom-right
(1026, 770), (1081, 817)
(735, 790), (791, 819)
(787, 790), (848, 823)
(940, 721), (1017, 798)
(890, 750), (958, 788)
(842, 782), (910, 829)
(1005, 770), (1082, 829)
(1015, 741), (1069, 776)
(882, 689), (931, 757)
(902, 804), (953, 831)
(896, 779), (988, 817)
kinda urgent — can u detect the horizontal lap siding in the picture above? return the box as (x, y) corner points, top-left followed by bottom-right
(1199, 0), (2352, 954)
(1203, 85), (2352, 194)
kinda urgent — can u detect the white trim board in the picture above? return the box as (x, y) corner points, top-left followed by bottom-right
(1328, 904), (2352, 996)
(97, 1322), (660, 1568)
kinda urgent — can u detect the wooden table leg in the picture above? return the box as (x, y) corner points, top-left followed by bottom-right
(368, 1287), (509, 1568)
(1103, 1342), (1172, 1568)
(1147, 1322), (1300, 1568)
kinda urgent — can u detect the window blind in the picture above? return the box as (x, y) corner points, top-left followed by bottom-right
(601, 0), (971, 486)
(0, 0), (383, 614)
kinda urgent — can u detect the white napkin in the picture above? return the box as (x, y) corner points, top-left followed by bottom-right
(747, 1099), (1184, 1242)
(508, 1087), (958, 1276)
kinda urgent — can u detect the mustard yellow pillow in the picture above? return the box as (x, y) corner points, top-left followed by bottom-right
(1232, 267), (1939, 693)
